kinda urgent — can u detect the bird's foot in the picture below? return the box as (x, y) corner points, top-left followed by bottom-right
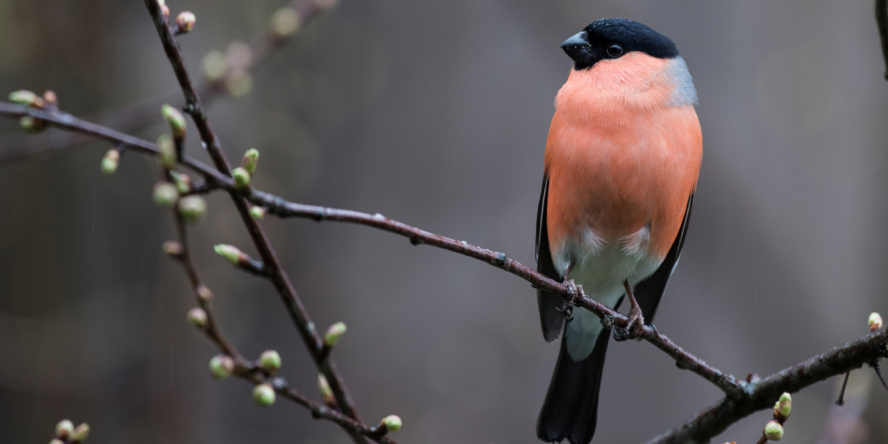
(614, 305), (645, 342)
(555, 279), (580, 323)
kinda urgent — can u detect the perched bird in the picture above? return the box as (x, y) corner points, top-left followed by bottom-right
(535, 18), (702, 444)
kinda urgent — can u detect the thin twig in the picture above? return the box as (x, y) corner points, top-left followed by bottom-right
(646, 327), (888, 444)
(141, 2), (369, 443)
(168, 209), (396, 444)
(0, 0), (329, 159)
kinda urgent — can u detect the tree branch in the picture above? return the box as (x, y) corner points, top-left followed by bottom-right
(167, 205), (397, 444)
(142, 2), (369, 442)
(1, 97), (886, 443)
(0, 100), (745, 399)
(0, 0), (330, 160)
(647, 328), (888, 444)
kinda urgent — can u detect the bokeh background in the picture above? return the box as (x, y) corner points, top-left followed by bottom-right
(0, 0), (887, 443)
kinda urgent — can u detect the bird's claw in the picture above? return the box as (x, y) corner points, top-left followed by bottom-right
(557, 279), (580, 323)
(614, 306), (645, 342)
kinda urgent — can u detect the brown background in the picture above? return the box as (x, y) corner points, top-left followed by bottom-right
(0, 0), (886, 443)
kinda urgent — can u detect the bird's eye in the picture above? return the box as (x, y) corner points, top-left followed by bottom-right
(606, 44), (623, 58)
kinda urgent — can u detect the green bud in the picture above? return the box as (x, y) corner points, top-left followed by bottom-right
(153, 182), (179, 207)
(177, 196), (207, 221)
(161, 104), (187, 139)
(242, 148), (260, 174)
(19, 116), (45, 133)
(232, 167), (251, 189)
(382, 415), (402, 432)
(157, 134), (176, 169)
(187, 307), (208, 328)
(253, 383), (276, 406)
(209, 354), (234, 379)
(323, 322), (347, 347)
(250, 206), (266, 219)
(318, 374), (334, 404)
(55, 420), (74, 439)
(259, 350), (282, 372)
(9, 90), (43, 107)
(101, 149), (120, 175)
(202, 50), (227, 82)
(214, 244), (244, 265)
(270, 7), (301, 38)
(175, 11), (196, 33)
(72, 423), (90, 442)
(764, 420), (784, 441)
(870, 312), (883, 331)
(773, 392), (791, 419)
(170, 171), (191, 194)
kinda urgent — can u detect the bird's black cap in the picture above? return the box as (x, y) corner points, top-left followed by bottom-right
(562, 18), (679, 70)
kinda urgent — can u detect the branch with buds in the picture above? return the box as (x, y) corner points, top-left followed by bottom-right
(0, 0), (336, 163)
(2, 2), (888, 444)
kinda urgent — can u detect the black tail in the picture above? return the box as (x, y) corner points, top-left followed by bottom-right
(536, 328), (611, 444)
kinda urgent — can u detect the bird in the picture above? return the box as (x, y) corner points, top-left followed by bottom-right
(535, 18), (702, 444)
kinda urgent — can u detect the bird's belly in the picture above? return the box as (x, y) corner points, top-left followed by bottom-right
(567, 237), (661, 303)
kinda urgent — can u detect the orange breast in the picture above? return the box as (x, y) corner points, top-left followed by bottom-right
(545, 55), (702, 263)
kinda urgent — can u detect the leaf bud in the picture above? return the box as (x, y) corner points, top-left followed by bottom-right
(157, 134), (176, 168)
(764, 420), (784, 441)
(101, 149), (120, 175)
(71, 423), (90, 442)
(161, 104), (187, 140)
(232, 167), (251, 189)
(870, 312), (883, 331)
(773, 392), (791, 420)
(214, 244), (246, 265)
(323, 322), (347, 348)
(253, 383), (276, 406)
(258, 350), (282, 372)
(175, 11), (196, 33)
(187, 307), (208, 328)
(9, 90), (43, 107)
(382, 415), (402, 432)
(242, 148), (259, 174)
(250, 206), (266, 219)
(209, 354), (234, 379)
(153, 182), (180, 207)
(177, 196), (207, 221)
(55, 420), (74, 439)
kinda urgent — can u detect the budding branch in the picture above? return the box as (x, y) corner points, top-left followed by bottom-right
(0, 1), (886, 443)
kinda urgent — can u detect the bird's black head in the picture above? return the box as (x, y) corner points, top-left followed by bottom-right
(561, 18), (679, 70)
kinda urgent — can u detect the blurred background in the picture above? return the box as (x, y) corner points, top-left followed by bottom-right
(0, 0), (887, 443)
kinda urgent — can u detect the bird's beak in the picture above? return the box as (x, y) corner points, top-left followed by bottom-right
(561, 32), (591, 65)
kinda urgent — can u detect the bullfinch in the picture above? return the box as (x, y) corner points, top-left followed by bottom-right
(535, 18), (702, 444)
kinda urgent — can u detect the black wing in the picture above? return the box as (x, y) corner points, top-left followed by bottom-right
(634, 193), (694, 323)
(536, 174), (565, 342)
